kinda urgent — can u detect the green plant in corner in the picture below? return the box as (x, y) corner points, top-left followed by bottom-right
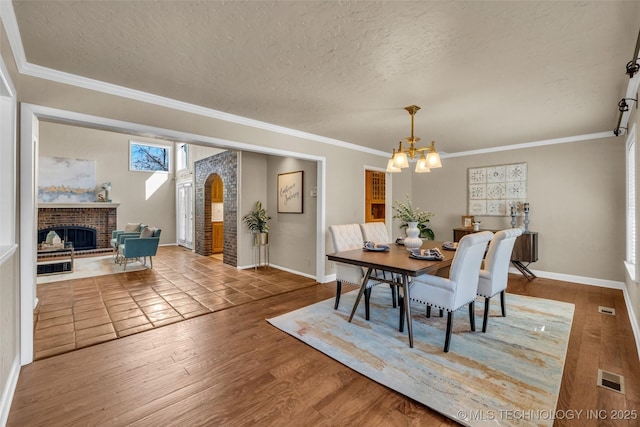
(392, 193), (435, 240)
(242, 201), (271, 233)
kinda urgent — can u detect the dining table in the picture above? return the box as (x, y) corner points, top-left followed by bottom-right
(327, 240), (455, 348)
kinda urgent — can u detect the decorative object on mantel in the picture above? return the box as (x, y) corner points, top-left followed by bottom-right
(472, 221), (481, 232)
(101, 182), (112, 202)
(468, 162), (527, 216)
(510, 205), (517, 228)
(38, 156), (96, 202)
(385, 105), (442, 174)
(392, 194), (434, 250)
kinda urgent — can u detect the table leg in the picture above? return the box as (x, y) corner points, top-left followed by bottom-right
(401, 274), (413, 348)
(348, 268), (373, 322)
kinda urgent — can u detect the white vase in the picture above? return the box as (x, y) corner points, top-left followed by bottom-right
(404, 221), (423, 251)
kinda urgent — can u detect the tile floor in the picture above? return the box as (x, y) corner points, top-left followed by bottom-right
(34, 246), (317, 360)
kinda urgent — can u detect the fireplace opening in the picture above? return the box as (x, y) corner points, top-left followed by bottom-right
(38, 226), (97, 251)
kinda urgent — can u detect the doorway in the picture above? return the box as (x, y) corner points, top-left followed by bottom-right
(365, 169), (386, 223)
(176, 181), (193, 249)
(211, 175), (224, 255)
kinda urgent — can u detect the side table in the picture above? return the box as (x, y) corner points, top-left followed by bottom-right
(453, 227), (538, 281)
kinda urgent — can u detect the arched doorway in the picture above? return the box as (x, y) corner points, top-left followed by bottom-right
(210, 174), (224, 256)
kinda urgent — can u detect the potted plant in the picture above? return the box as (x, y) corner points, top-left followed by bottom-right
(392, 194), (435, 241)
(242, 201), (271, 245)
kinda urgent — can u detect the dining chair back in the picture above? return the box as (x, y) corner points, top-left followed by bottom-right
(328, 224), (396, 319)
(359, 222), (391, 245)
(399, 231), (493, 352)
(329, 224), (366, 310)
(477, 228), (523, 332)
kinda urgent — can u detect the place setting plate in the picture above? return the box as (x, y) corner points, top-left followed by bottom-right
(442, 241), (458, 251)
(363, 242), (391, 252)
(409, 248), (444, 261)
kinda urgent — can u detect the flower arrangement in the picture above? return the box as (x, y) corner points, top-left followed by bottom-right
(392, 194), (435, 239)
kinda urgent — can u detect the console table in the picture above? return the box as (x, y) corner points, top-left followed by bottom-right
(37, 245), (75, 276)
(453, 227), (538, 281)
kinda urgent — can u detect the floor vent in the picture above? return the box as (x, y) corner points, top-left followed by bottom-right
(598, 306), (616, 316)
(597, 369), (625, 394)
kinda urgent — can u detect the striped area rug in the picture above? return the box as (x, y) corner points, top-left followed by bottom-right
(267, 289), (574, 427)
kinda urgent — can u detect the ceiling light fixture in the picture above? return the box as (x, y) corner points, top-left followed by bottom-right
(386, 105), (442, 174)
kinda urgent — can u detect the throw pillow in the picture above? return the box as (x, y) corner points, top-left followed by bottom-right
(140, 227), (154, 238)
(124, 222), (141, 232)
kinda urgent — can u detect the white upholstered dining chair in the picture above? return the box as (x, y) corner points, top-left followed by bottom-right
(359, 222), (391, 245)
(399, 231), (493, 352)
(360, 222), (399, 300)
(328, 224), (397, 320)
(477, 228), (522, 332)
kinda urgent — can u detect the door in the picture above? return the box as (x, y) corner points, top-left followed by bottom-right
(365, 170), (386, 222)
(176, 181), (193, 249)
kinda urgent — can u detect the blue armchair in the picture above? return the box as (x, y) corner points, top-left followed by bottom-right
(111, 222), (146, 256)
(117, 227), (161, 270)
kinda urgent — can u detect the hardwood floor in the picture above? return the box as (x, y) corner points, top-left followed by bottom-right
(33, 246), (316, 360)
(8, 272), (640, 426)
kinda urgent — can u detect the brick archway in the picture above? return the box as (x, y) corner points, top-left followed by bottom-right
(194, 151), (238, 266)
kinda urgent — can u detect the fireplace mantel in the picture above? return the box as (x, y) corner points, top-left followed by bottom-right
(38, 202), (120, 208)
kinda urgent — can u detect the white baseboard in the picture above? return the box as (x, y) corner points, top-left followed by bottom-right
(621, 286), (640, 363)
(0, 355), (20, 427)
(508, 267), (625, 289)
(237, 263), (317, 281)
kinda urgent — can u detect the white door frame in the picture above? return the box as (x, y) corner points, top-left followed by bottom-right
(19, 103), (326, 365)
(176, 180), (194, 249)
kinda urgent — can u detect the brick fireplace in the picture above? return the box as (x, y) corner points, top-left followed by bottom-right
(37, 203), (119, 251)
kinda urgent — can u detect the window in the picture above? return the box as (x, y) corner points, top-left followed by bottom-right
(129, 141), (170, 172)
(626, 125), (637, 281)
(176, 142), (189, 171)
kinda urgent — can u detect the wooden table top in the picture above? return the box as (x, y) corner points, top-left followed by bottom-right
(327, 240), (454, 277)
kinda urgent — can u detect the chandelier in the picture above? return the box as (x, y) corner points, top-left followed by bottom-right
(386, 105), (442, 173)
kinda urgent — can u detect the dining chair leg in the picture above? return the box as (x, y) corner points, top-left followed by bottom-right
(364, 287), (372, 321)
(426, 305), (431, 318)
(444, 311), (453, 353)
(500, 290), (506, 317)
(398, 295), (405, 332)
(439, 309), (444, 317)
(482, 296), (491, 333)
(334, 280), (342, 309)
(391, 284), (397, 308)
(469, 301), (476, 332)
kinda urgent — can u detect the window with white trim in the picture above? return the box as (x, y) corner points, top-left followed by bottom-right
(129, 140), (171, 173)
(176, 142), (189, 172)
(626, 125), (637, 281)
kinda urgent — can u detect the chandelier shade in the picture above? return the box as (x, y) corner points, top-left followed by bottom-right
(385, 105), (442, 173)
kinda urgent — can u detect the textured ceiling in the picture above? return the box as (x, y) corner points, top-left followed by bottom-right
(10, 1), (640, 154)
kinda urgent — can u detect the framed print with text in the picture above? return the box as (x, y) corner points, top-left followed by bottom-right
(278, 170), (303, 213)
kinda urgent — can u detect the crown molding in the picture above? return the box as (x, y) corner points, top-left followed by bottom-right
(442, 131), (615, 159)
(0, 0), (621, 160)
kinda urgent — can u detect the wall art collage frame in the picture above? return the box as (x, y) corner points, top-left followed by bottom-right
(468, 162), (527, 216)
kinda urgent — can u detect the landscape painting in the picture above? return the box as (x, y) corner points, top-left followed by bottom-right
(38, 157), (96, 202)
